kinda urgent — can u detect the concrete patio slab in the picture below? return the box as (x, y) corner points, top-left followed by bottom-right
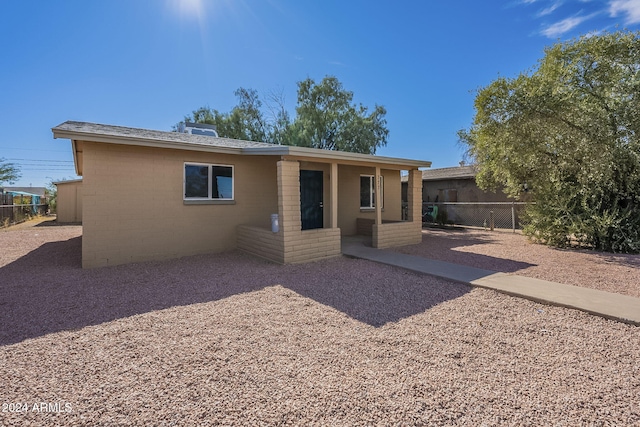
(342, 238), (640, 325)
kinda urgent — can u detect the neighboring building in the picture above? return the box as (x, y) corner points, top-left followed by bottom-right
(54, 179), (83, 223)
(401, 165), (513, 203)
(401, 165), (527, 228)
(0, 187), (49, 225)
(3, 187), (48, 199)
(402, 165), (514, 203)
(53, 121), (430, 268)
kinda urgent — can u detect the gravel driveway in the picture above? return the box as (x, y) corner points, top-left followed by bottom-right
(1, 222), (639, 426)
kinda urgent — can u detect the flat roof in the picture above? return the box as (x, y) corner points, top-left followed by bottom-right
(402, 165), (477, 182)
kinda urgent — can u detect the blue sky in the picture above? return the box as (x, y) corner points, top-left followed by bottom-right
(2, 0), (640, 188)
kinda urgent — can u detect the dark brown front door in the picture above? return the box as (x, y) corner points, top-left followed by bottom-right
(300, 170), (323, 230)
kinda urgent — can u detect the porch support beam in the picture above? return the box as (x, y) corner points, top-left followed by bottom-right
(407, 168), (422, 223)
(330, 162), (338, 228)
(277, 159), (302, 233)
(375, 166), (382, 225)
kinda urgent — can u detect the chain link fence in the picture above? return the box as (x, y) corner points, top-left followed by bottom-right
(425, 202), (529, 231)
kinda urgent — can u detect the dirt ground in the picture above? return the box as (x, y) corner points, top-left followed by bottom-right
(1, 221), (638, 426)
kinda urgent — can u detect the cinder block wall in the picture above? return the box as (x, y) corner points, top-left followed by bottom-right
(237, 225), (285, 263)
(283, 228), (341, 263)
(81, 141), (278, 268)
(56, 180), (82, 223)
(277, 160), (341, 264)
(372, 221), (422, 248)
(372, 169), (423, 249)
(407, 169), (422, 223)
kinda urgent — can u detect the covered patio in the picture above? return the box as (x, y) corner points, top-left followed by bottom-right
(237, 150), (428, 264)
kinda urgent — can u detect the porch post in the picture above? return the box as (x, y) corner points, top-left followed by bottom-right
(375, 166), (382, 225)
(330, 162), (338, 228)
(407, 168), (422, 223)
(277, 159), (301, 233)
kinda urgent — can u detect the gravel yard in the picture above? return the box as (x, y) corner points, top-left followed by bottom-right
(1, 221), (639, 426)
(394, 228), (640, 299)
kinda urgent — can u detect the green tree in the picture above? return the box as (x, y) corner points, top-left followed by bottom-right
(177, 76), (389, 154)
(0, 158), (21, 185)
(45, 179), (58, 213)
(294, 76), (388, 154)
(459, 31), (640, 253)
(179, 88), (268, 141)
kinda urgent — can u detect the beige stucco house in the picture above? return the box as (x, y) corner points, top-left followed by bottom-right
(53, 121), (430, 268)
(54, 179), (83, 223)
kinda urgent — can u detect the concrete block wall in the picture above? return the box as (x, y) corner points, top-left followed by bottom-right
(276, 160), (341, 264)
(237, 225), (285, 263)
(80, 141), (278, 268)
(55, 180), (83, 223)
(283, 227), (341, 263)
(356, 218), (374, 236)
(407, 169), (422, 223)
(277, 160), (302, 233)
(372, 221), (422, 249)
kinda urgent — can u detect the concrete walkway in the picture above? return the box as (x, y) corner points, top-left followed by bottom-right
(342, 237), (640, 326)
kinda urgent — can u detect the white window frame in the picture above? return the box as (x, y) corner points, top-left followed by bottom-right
(184, 162), (234, 201)
(360, 174), (384, 209)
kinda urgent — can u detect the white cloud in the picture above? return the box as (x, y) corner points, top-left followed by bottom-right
(609, 0), (640, 24)
(540, 13), (595, 37)
(537, 1), (563, 17)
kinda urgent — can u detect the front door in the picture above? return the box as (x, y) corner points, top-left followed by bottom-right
(300, 170), (323, 230)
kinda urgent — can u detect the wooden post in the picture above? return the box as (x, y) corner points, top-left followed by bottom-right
(374, 167), (382, 225)
(330, 162), (338, 228)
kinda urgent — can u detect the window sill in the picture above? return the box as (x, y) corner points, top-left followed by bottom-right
(360, 208), (385, 213)
(184, 199), (236, 205)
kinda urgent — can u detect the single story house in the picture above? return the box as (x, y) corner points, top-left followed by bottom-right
(0, 187), (49, 225)
(401, 165), (513, 203)
(53, 121), (431, 268)
(401, 165), (531, 228)
(54, 179), (83, 223)
(2, 186), (48, 198)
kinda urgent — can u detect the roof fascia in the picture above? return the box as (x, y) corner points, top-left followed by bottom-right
(242, 146), (431, 169)
(53, 126), (431, 170)
(53, 179), (83, 185)
(71, 140), (81, 176)
(421, 175), (476, 181)
(52, 128), (244, 156)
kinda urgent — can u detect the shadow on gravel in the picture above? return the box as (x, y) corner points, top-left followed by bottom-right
(395, 230), (536, 273)
(35, 219), (82, 227)
(0, 235), (471, 345)
(284, 263), (471, 328)
(593, 253), (640, 269)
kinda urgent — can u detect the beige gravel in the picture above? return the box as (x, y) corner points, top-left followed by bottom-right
(394, 228), (640, 298)
(1, 223), (639, 426)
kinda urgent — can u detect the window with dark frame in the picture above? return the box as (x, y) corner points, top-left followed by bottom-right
(184, 163), (234, 200)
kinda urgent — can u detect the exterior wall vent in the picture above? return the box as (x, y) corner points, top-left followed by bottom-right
(183, 122), (219, 137)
